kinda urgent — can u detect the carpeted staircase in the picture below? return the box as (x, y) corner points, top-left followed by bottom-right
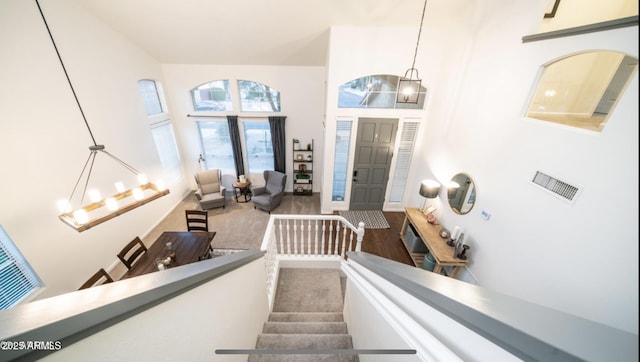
(249, 268), (358, 361)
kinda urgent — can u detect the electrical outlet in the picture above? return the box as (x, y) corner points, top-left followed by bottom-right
(481, 209), (491, 220)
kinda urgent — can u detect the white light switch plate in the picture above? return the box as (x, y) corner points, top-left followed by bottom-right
(481, 209), (491, 220)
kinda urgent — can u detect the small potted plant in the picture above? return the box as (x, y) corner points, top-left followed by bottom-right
(293, 138), (300, 150)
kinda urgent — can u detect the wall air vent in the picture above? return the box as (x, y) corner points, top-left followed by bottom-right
(532, 171), (580, 203)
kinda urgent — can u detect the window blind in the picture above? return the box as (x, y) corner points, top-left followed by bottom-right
(389, 121), (420, 202)
(0, 226), (42, 309)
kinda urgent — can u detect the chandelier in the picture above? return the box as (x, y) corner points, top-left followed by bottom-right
(35, 0), (170, 232)
(397, 0), (428, 104)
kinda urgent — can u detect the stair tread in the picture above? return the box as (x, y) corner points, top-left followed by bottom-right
(248, 353), (359, 361)
(269, 312), (344, 322)
(256, 333), (354, 350)
(263, 321), (348, 334)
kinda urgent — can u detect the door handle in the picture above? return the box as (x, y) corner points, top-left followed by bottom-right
(353, 178), (357, 182)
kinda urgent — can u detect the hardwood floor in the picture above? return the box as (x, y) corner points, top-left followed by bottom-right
(334, 211), (414, 267)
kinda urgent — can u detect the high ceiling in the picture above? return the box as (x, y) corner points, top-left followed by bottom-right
(74, 0), (452, 66)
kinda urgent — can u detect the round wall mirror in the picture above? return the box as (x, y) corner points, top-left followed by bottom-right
(448, 173), (476, 215)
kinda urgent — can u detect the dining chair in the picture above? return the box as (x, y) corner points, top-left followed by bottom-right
(117, 236), (148, 270)
(78, 268), (114, 290)
(185, 210), (214, 260)
(185, 210), (209, 232)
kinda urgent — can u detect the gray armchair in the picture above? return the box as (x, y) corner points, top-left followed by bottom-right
(194, 169), (226, 210)
(252, 170), (287, 213)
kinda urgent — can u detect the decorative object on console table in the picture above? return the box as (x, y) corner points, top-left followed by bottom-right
(399, 207), (468, 277)
(448, 226), (461, 246)
(419, 179), (441, 223)
(293, 138), (313, 196)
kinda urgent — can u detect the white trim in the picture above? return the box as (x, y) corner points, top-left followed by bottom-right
(342, 260), (461, 362)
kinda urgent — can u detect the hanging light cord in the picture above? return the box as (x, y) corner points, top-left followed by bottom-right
(35, 0), (145, 208)
(408, 0), (428, 79)
(35, 0), (98, 146)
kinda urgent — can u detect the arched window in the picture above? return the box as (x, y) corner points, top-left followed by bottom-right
(338, 74), (426, 109)
(191, 80), (232, 112)
(238, 80), (281, 112)
(525, 51), (637, 132)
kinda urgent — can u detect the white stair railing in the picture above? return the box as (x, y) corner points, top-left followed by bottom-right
(260, 214), (364, 308)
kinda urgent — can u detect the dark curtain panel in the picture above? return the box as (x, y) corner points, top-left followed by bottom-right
(268, 116), (287, 173)
(227, 115), (245, 177)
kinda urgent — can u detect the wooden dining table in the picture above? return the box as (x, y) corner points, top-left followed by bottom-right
(121, 231), (215, 279)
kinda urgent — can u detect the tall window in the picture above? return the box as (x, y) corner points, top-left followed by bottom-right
(0, 226), (42, 309)
(332, 120), (352, 201)
(137, 79), (182, 185)
(138, 79), (164, 116)
(238, 80), (281, 112)
(196, 120), (274, 176)
(243, 121), (274, 173)
(197, 121), (236, 175)
(191, 80), (232, 112)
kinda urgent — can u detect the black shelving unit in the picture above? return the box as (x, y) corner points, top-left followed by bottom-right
(293, 139), (313, 196)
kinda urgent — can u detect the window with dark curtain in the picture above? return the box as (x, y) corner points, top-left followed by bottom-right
(268, 116), (286, 173)
(226, 115), (245, 177)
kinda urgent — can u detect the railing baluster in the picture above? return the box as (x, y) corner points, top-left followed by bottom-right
(314, 220), (319, 255)
(321, 220), (326, 256)
(286, 219), (291, 255)
(293, 220), (298, 255)
(328, 221), (334, 256)
(333, 222), (342, 255)
(341, 223), (348, 257)
(356, 222), (365, 252)
(299, 220), (304, 255)
(278, 219), (284, 254)
(307, 219), (312, 255)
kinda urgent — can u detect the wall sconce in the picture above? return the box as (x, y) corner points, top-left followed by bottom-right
(419, 179), (440, 219)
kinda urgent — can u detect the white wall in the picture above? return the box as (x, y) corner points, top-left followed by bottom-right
(322, 0), (638, 333)
(430, 0), (638, 334)
(161, 64), (326, 193)
(0, 0), (191, 298)
(40, 258), (269, 361)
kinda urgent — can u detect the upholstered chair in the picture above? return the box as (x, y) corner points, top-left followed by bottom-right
(194, 169), (226, 210)
(252, 170), (287, 213)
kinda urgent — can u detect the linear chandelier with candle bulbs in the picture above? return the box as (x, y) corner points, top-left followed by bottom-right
(36, 0), (170, 232)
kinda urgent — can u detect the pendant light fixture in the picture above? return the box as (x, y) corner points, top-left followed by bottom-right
(397, 0), (428, 104)
(35, 0), (170, 232)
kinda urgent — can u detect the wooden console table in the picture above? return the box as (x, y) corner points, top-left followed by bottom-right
(400, 207), (468, 278)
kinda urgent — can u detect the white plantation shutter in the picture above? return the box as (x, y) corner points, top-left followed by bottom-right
(389, 121), (420, 202)
(0, 226), (42, 309)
